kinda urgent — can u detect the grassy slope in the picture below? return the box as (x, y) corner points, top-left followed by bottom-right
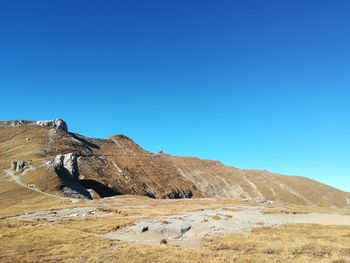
(171, 156), (349, 207)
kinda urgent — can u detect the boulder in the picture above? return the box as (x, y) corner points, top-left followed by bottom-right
(180, 223), (191, 234)
(54, 153), (79, 180)
(148, 220), (192, 238)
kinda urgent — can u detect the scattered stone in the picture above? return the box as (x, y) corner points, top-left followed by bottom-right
(44, 160), (54, 166)
(7, 207), (106, 221)
(261, 200), (274, 205)
(141, 226), (149, 233)
(138, 223), (149, 233)
(61, 186), (91, 199)
(180, 223), (191, 234)
(160, 238), (168, 245)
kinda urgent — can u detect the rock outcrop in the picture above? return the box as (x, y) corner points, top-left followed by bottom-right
(36, 119), (68, 131)
(52, 152), (93, 199)
(167, 189), (194, 199)
(54, 153), (79, 180)
(0, 119), (68, 131)
(10, 160), (32, 173)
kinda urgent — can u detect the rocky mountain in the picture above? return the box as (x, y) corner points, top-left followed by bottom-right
(0, 119), (349, 208)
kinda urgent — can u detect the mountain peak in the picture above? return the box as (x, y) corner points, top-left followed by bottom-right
(0, 119), (68, 131)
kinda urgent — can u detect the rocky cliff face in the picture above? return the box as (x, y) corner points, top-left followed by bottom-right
(0, 119), (348, 207)
(54, 153), (79, 180)
(0, 119), (67, 131)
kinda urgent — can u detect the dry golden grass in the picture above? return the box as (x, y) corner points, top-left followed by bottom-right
(1, 218), (349, 263)
(0, 177), (63, 218)
(212, 215), (222, 220)
(203, 224), (350, 262)
(262, 203), (350, 215)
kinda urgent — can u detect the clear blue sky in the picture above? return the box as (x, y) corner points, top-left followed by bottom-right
(1, 1), (349, 191)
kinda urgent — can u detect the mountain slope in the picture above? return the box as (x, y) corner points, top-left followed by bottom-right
(0, 119), (348, 208)
(169, 156), (350, 207)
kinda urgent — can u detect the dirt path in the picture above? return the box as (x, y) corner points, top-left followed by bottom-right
(3, 168), (63, 199)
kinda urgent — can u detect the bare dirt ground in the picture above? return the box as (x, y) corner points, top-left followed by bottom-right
(103, 204), (350, 247)
(5, 207), (109, 221)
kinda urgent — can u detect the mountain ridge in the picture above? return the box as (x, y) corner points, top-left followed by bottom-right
(0, 119), (349, 208)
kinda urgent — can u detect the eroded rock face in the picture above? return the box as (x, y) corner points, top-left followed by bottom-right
(52, 153), (92, 199)
(0, 119), (68, 131)
(10, 160), (32, 173)
(54, 153), (79, 180)
(36, 119), (67, 131)
(60, 185), (91, 199)
(166, 189), (193, 199)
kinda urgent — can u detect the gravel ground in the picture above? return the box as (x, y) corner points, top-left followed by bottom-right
(6, 207), (106, 221)
(104, 205), (350, 246)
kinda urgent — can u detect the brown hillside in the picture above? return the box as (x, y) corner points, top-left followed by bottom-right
(169, 156), (349, 207)
(0, 119), (348, 208)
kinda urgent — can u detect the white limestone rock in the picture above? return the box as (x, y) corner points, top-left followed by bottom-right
(54, 153), (78, 180)
(0, 119), (68, 131)
(35, 119), (67, 131)
(10, 160), (33, 173)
